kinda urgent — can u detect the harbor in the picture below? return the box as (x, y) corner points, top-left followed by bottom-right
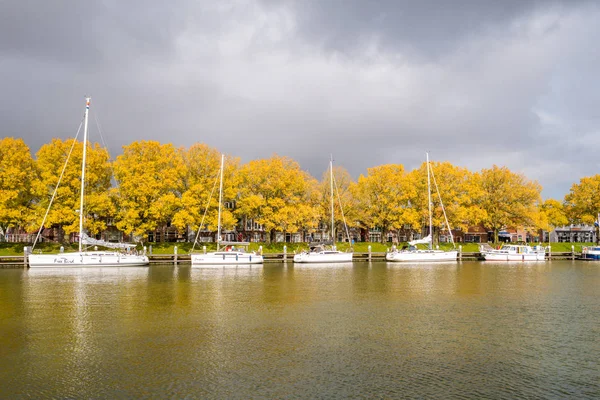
(0, 248), (590, 268)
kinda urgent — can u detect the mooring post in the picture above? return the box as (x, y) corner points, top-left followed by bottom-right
(174, 245), (178, 265)
(203, 245), (206, 254)
(459, 245), (462, 261)
(571, 245), (575, 260)
(368, 245), (371, 261)
(548, 245), (551, 260)
(149, 245), (153, 255)
(23, 246), (28, 268)
(143, 246), (147, 255)
(283, 245), (287, 262)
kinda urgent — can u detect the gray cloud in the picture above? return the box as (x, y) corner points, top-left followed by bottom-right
(2, 0), (599, 199)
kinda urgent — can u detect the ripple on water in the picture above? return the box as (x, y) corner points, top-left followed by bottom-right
(0, 261), (598, 399)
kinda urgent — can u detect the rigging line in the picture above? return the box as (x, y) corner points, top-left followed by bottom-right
(430, 164), (455, 248)
(93, 106), (119, 188)
(32, 119), (84, 250)
(191, 168), (221, 253)
(332, 173), (353, 248)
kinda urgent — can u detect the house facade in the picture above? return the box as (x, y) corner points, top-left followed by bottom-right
(544, 224), (597, 243)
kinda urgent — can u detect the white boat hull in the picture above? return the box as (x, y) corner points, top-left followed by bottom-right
(481, 252), (545, 261)
(293, 251), (353, 263)
(386, 250), (458, 262)
(28, 251), (149, 267)
(480, 245), (546, 261)
(191, 251), (263, 266)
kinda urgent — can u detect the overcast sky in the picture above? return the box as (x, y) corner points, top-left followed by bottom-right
(2, 0), (599, 199)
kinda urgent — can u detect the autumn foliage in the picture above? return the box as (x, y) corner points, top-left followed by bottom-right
(1, 137), (591, 244)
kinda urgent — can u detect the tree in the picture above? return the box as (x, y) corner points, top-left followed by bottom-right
(32, 138), (112, 239)
(352, 164), (419, 243)
(0, 138), (37, 236)
(171, 144), (223, 235)
(473, 165), (542, 243)
(235, 155), (317, 243)
(536, 199), (568, 242)
(113, 141), (186, 238)
(564, 175), (600, 243)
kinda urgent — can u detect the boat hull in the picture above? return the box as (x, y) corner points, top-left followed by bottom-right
(28, 252), (149, 267)
(580, 249), (600, 260)
(293, 252), (353, 263)
(386, 250), (458, 262)
(481, 252), (545, 261)
(191, 251), (263, 266)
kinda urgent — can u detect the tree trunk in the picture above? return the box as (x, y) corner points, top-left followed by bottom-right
(269, 229), (275, 244)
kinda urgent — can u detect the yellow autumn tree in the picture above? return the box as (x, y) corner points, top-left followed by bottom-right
(32, 138), (112, 238)
(235, 155), (317, 243)
(564, 175), (600, 242)
(0, 138), (37, 234)
(473, 165), (542, 243)
(352, 164), (419, 243)
(113, 141), (186, 238)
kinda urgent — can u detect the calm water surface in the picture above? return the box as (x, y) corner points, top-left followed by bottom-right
(0, 261), (598, 399)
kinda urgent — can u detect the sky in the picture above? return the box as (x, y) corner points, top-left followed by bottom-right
(2, 0), (599, 199)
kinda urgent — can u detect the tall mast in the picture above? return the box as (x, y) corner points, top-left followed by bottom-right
(426, 152), (432, 250)
(78, 97), (90, 252)
(216, 154), (224, 250)
(330, 155), (335, 246)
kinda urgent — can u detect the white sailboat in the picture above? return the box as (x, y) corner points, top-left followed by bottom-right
(293, 157), (353, 263)
(191, 154), (263, 266)
(386, 153), (458, 262)
(28, 97), (149, 268)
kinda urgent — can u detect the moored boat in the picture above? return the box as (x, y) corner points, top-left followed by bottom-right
(294, 156), (353, 264)
(580, 246), (600, 260)
(293, 242), (352, 263)
(479, 244), (546, 261)
(28, 97), (148, 268)
(191, 155), (263, 267)
(386, 153), (457, 263)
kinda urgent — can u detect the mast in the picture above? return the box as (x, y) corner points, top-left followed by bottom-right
(78, 97), (90, 252)
(330, 155), (335, 247)
(216, 154), (224, 250)
(426, 152), (432, 250)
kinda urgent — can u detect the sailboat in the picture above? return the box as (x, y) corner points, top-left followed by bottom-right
(386, 153), (458, 262)
(293, 157), (353, 263)
(191, 154), (263, 266)
(28, 97), (149, 268)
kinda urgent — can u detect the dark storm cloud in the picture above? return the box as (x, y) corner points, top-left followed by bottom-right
(2, 0), (600, 199)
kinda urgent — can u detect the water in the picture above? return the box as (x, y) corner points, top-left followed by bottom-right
(0, 261), (598, 399)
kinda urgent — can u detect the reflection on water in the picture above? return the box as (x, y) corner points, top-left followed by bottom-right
(0, 261), (598, 398)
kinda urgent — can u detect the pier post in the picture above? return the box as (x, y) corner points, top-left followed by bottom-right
(203, 245), (206, 254)
(149, 245), (152, 255)
(283, 245), (287, 262)
(23, 246), (28, 268)
(259, 245), (263, 255)
(143, 246), (146, 255)
(174, 246), (178, 265)
(548, 245), (551, 260)
(368, 245), (371, 261)
(571, 245), (575, 261)
(459, 245), (462, 261)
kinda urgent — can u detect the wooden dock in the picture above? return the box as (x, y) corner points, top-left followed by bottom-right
(0, 251), (584, 268)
